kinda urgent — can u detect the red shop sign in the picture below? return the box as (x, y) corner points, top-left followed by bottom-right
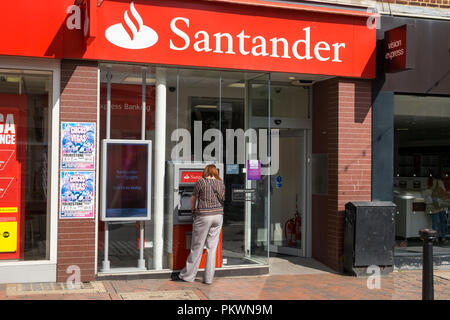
(0, 0), (376, 78)
(384, 24), (415, 73)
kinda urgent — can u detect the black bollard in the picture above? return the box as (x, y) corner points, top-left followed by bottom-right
(419, 229), (437, 300)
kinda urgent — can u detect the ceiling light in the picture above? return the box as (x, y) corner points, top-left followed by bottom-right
(193, 105), (217, 109)
(228, 82), (245, 88)
(6, 76), (20, 83)
(291, 80), (314, 86)
(228, 82), (263, 88)
(123, 76), (156, 84)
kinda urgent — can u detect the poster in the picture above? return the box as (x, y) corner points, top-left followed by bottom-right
(60, 171), (95, 219)
(226, 164), (239, 175)
(247, 160), (261, 181)
(0, 96), (26, 259)
(103, 140), (151, 221)
(61, 122), (96, 170)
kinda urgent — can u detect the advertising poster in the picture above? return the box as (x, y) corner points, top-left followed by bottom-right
(247, 160), (261, 181)
(61, 122), (96, 170)
(104, 141), (150, 220)
(0, 95), (27, 259)
(226, 164), (239, 175)
(60, 171), (95, 219)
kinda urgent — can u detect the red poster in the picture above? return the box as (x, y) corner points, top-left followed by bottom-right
(0, 94), (26, 260)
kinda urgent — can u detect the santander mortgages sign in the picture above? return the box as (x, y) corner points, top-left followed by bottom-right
(69, 0), (374, 78)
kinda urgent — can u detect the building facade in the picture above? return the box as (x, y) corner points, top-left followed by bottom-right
(373, 14), (450, 268)
(0, 0), (446, 284)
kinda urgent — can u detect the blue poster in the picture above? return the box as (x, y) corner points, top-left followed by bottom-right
(226, 164), (239, 175)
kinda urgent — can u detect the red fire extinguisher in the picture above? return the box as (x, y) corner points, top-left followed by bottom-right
(284, 194), (301, 246)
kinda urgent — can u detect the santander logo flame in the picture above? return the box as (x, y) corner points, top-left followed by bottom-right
(105, 2), (158, 49)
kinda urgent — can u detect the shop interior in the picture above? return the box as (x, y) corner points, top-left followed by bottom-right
(97, 63), (321, 272)
(393, 94), (450, 257)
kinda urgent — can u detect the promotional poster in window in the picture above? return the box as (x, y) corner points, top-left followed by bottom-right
(61, 122), (96, 170)
(60, 171), (95, 219)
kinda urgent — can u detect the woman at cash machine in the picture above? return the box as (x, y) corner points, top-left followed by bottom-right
(178, 164), (225, 284)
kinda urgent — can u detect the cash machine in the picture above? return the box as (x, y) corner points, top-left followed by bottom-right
(166, 162), (224, 270)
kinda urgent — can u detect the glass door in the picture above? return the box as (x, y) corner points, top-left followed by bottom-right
(245, 74), (271, 264)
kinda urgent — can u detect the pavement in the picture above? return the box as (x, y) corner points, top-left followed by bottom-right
(1, 256), (450, 300)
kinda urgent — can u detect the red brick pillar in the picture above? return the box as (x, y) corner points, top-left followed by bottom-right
(312, 78), (372, 272)
(57, 60), (98, 283)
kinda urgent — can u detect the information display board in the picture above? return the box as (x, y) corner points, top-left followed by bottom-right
(101, 139), (151, 221)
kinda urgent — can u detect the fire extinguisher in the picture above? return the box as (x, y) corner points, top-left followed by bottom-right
(284, 194), (301, 246)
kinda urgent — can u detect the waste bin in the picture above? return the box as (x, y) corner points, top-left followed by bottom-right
(343, 201), (396, 276)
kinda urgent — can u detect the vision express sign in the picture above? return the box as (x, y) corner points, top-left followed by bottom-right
(384, 24), (416, 73)
(0, 0), (376, 78)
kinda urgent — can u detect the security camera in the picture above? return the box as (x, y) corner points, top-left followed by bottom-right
(275, 88), (281, 94)
(169, 86), (176, 92)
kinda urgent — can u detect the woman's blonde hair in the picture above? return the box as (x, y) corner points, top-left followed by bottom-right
(203, 164), (221, 180)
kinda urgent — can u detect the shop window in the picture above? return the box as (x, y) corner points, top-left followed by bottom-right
(99, 64), (272, 271)
(99, 64), (156, 270)
(0, 69), (52, 261)
(393, 94), (450, 252)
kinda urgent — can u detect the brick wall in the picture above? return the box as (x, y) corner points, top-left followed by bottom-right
(312, 78), (372, 272)
(57, 60), (98, 283)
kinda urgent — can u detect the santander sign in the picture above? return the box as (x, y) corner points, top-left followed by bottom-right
(90, 0), (376, 78)
(168, 18), (346, 63)
(105, 3), (158, 49)
(106, 2), (345, 63)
